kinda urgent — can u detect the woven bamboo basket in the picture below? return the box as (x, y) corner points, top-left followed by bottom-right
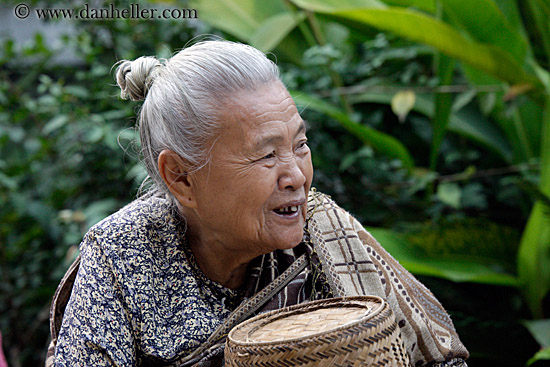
(225, 296), (410, 367)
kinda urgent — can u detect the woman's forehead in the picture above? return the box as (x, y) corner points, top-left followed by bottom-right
(220, 83), (304, 141)
(230, 82), (294, 114)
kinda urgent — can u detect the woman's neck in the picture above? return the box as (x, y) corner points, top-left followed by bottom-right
(180, 205), (251, 289)
(190, 238), (249, 289)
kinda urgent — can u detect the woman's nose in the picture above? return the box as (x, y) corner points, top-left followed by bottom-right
(278, 157), (307, 191)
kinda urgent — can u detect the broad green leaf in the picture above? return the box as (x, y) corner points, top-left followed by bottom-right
(290, 91), (414, 167)
(190, 0), (308, 63)
(190, 0), (286, 42)
(190, 0), (258, 41)
(290, 4), (540, 89)
(443, 0), (528, 64)
(291, 0), (386, 12)
(368, 227), (519, 286)
(381, 0), (436, 13)
(250, 12), (306, 53)
(350, 93), (513, 162)
(518, 201), (550, 318)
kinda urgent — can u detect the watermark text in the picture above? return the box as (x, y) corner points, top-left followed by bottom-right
(14, 3), (198, 20)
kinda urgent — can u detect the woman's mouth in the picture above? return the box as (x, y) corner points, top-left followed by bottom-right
(272, 199), (305, 219)
(274, 205), (300, 215)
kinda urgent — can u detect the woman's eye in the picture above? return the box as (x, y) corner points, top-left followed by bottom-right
(261, 152), (275, 160)
(297, 141), (308, 150)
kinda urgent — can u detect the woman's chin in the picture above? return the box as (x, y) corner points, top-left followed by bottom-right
(271, 228), (305, 251)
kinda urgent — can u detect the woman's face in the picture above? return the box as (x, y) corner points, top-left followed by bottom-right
(187, 81), (313, 260)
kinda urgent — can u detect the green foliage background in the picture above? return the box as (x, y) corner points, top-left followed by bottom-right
(0, 0), (549, 366)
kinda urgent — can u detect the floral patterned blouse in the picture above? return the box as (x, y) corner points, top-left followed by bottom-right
(55, 194), (253, 365)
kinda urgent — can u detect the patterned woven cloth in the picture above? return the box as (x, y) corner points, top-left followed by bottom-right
(306, 190), (469, 366)
(47, 189), (468, 366)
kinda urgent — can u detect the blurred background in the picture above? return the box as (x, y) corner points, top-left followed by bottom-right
(1, 0), (549, 366)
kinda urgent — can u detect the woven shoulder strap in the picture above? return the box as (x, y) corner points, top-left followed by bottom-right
(44, 255), (81, 367)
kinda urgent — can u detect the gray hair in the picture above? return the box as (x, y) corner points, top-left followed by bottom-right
(115, 40), (281, 199)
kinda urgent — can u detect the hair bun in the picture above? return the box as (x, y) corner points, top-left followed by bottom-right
(115, 56), (162, 101)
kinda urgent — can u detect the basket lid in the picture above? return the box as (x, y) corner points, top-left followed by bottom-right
(225, 296), (411, 367)
(231, 297), (383, 344)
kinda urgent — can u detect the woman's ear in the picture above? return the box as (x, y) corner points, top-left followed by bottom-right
(158, 150), (198, 209)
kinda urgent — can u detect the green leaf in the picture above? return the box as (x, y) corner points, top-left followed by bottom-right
(368, 227), (519, 286)
(390, 89), (416, 122)
(527, 347), (550, 366)
(518, 202), (550, 318)
(0, 171), (17, 190)
(442, 0), (528, 64)
(250, 12), (306, 53)
(290, 3), (540, 89)
(190, 0), (283, 41)
(291, 0), (386, 12)
(381, 0), (436, 13)
(291, 91), (414, 168)
(190, 0), (308, 63)
(42, 115), (68, 135)
(437, 182), (461, 209)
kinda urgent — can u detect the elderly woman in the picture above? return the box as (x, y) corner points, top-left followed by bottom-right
(48, 40), (468, 366)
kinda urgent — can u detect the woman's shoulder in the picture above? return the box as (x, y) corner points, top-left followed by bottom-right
(81, 193), (184, 254)
(90, 193), (176, 232)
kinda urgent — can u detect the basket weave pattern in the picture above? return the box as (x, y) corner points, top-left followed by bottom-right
(225, 296), (411, 367)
